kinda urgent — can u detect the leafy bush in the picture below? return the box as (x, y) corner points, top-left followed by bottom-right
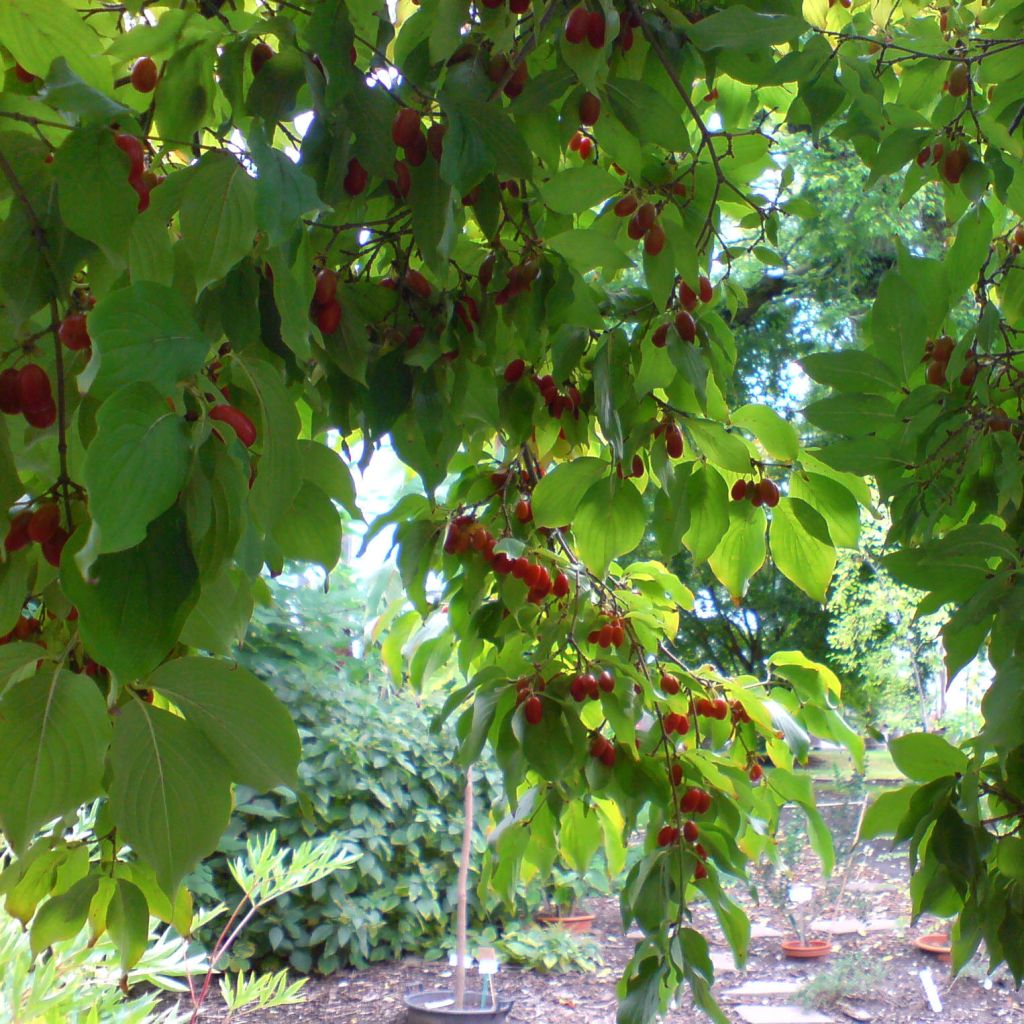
(188, 574), (509, 974)
(486, 923), (602, 974)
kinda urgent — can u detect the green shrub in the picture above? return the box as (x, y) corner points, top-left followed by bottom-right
(188, 576), (509, 974)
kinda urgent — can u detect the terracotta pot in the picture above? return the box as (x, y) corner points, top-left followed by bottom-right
(534, 912), (595, 934)
(914, 933), (952, 963)
(781, 938), (832, 959)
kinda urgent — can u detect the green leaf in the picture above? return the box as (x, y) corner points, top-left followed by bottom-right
(30, 877), (98, 955)
(82, 383), (191, 558)
(299, 440), (360, 520)
(64, 507), (200, 682)
(684, 6), (806, 50)
(54, 126), (136, 260)
(560, 802), (602, 876)
(180, 567), (254, 655)
(80, 282), (209, 400)
(539, 166), (621, 215)
(731, 404), (800, 461)
(271, 481), (342, 573)
(687, 421), (753, 474)
(154, 41), (215, 146)
(252, 135), (327, 248)
(708, 501), (766, 599)
(0, 670), (110, 852)
(889, 732), (969, 783)
(868, 271), (927, 384)
(147, 656), (300, 791)
(105, 879), (149, 971)
(605, 78), (689, 152)
(860, 785), (917, 841)
(682, 465), (729, 562)
(109, 701), (232, 894)
(769, 497), (837, 603)
(883, 524), (1015, 594)
(789, 472), (860, 548)
(180, 151), (257, 293)
(799, 351), (900, 395)
(574, 478), (645, 576)
(531, 457), (607, 528)
(410, 159), (456, 276)
(0, 0), (111, 91)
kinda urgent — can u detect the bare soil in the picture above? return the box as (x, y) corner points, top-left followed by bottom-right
(169, 794), (1024, 1024)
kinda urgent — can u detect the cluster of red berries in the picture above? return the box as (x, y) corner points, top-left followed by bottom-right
(311, 268), (341, 335)
(570, 669), (615, 702)
(114, 132), (161, 213)
(730, 478), (780, 508)
(0, 613), (45, 647)
(922, 334), (974, 388)
(679, 275), (715, 312)
(392, 108), (428, 167)
(590, 734), (617, 766)
(493, 257), (540, 306)
(616, 199), (666, 255)
(513, 678), (545, 723)
(652, 310), (696, 347)
(533, 374), (582, 420)
(5, 502), (70, 567)
(916, 139), (970, 184)
(0, 364), (57, 429)
(565, 6), (639, 49)
(587, 616), (625, 648)
(568, 131), (594, 161)
(444, 515), (571, 604)
(653, 418), (684, 459)
(694, 696), (730, 720)
(663, 711), (690, 735)
(485, 54), (529, 100)
(58, 312), (91, 352)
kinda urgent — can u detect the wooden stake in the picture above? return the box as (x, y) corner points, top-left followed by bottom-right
(454, 767), (473, 1010)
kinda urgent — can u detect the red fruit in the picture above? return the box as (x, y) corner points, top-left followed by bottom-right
(916, 146), (931, 167)
(697, 790), (712, 813)
(587, 10), (606, 47)
(663, 712), (681, 734)
(749, 763), (763, 783)
(627, 215), (646, 240)
(343, 158), (368, 196)
(661, 673), (680, 695)
(644, 224), (666, 256)
(694, 862), (708, 880)
(680, 788), (702, 813)
(947, 62), (969, 98)
(130, 56), (158, 93)
(482, 0), (503, 8)
(579, 91), (601, 127)
(614, 195), (638, 218)
(515, 499), (532, 523)
(683, 820), (699, 843)
(597, 624), (613, 648)
(427, 123), (446, 161)
(210, 404), (257, 447)
(114, 133), (145, 180)
(27, 502), (60, 544)
(42, 526), (69, 567)
(581, 673), (598, 699)
(504, 358), (526, 383)
(18, 364), (52, 411)
(24, 401), (56, 429)
(712, 698), (728, 719)
(757, 479), (780, 508)
(492, 553), (514, 574)
(665, 423), (683, 459)
(590, 735), (609, 758)
(0, 368), (21, 414)
(600, 745), (616, 767)
(960, 359), (978, 387)
(698, 275), (713, 303)
(731, 480), (747, 501)
(503, 62), (528, 99)
(5, 511), (32, 552)
(695, 843), (707, 860)
(405, 326), (425, 349)
(610, 624), (625, 646)
(636, 203), (657, 231)
(552, 572), (569, 598)
(315, 299), (342, 335)
(250, 42), (274, 76)
(522, 562), (542, 588)
(571, 676), (588, 702)
(598, 669), (615, 693)
(391, 108), (422, 149)
(678, 280), (698, 311)
(932, 335), (955, 362)
(618, 24), (634, 51)
(670, 763), (684, 786)
(478, 254), (495, 289)
(14, 64), (36, 84)
(564, 6), (590, 43)
(652, 324), (669, 348)
(577, 137), (593, 160)
(511, 556), (530, 579)
(58, 313), (90, 351)
(403, 129), (427, 167)
(313, 269), (338, 307)
(941, 145), (970, 185)
(631, 454), (644, 477)
(926, 360), (947, 386)
(657, 825), (679, 847)
(524, 695), (543, 724)
(509, 0), (530, 12)
(674, 310), (696, 342)
(695, 697), (713, 717)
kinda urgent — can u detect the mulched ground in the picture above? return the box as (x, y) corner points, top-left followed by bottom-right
(168, 796), (1024, 1024)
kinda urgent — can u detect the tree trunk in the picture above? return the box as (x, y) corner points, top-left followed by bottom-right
(454, 767), (473, 1010)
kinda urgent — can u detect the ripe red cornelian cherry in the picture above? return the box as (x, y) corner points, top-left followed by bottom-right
(210, 405), (257, 447)
(131, 56), (158, 93)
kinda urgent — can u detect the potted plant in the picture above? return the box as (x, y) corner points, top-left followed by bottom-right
(534, 866), (596, 934)
(779, 882), (832, 959)
(404, 768), (513, 1023)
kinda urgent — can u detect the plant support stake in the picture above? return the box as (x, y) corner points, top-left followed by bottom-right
(454, 766), (473, 1010)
